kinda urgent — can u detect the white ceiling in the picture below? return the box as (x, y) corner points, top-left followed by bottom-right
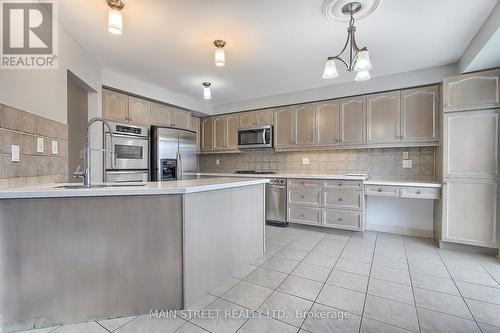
(58, 0), (498, 109)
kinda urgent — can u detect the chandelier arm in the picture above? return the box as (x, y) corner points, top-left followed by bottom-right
(333, 56), (349, 70)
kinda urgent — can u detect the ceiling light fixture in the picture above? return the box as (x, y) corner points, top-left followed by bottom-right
(214, 40), (226, 67)
(323, 2), (372, 81)
(107, 0), (124, 35)
(203, 82), (212, 99)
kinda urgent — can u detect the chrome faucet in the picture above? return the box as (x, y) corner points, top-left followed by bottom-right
(74, 117), (115, 187)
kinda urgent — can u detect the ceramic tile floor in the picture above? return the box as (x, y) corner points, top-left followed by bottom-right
(17, 225), (500, 333)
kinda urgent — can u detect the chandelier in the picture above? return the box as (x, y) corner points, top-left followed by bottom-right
(323, 2), (372, 81)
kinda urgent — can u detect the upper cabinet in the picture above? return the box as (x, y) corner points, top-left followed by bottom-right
(190, 117), (200, 151)
(213, 116), (227, 150)
(294, 103), (316, 146)
(367, 91), (401, 144)
(103, 88), (193, 130)
(205, 114), (240, 152)
(274, 106), (295, 148)
(316, 100), (340, 145)
(226, 114), (240, 150)
(340, 96), (366, 145)
(443, 69), (500, 111)
(401, 86), (439, 142)
(240, 109), (274, 128)
(102, 89), (129, 123)
(200, 117), (213, 152)
(128, 96), (151, 125)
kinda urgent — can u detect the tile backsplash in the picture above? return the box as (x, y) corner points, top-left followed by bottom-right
(0, 103), (68, 189)
(199, 147), (436, 181)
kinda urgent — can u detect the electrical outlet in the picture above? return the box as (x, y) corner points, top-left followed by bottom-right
(302, 157), (310, 165)
(403, 160), (413, 168)
(11, 145), (20, 162)
(51, 140), (58, 155)
(402, 151), (409, 160)
(216, 159), (220, 165)
(36, 137), (44, 153)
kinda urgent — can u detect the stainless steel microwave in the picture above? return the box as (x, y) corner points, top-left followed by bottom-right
(237, 125), (273, 149)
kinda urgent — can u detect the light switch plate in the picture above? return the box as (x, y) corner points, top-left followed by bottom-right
(302, 157), (310, 165)
(11, 145), (20, 162)
(216, 159), (220, 165)
(402, 151), (409, 160)
(36, 137), (44, 153)
(403, 160), (413, 168)
(51, 140), (58, 154)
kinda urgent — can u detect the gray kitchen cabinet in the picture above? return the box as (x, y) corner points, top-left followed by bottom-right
(226, 114), (240, 150)
(288, 205), (322, 226)
(442, 180), (497, 248)
(401, 85), (439, 142)
(213, 116), (227, 151)
(190, 116), (200, 151)
(367, 91), (401, 143)
(200, 117), (213, 152)
(150, 102), (172, 127)
(443, 69), (500, 111)
(316, 100), (340, 145)
(294, 103), (316, 146)
(170, 108), (191, 130)
(128, 96), (151, 126)
(274, 106), (295, 147)
(102, 89), (129, 123)
(340, 96), (366, 144)
(322, 209), (362, 231)
(239, 109), (273, 128)
(444, 109), (498, 179)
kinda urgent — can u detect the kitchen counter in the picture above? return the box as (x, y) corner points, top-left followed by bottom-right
(364, 179), (442, 188)
(197, 172), (368, 180)
(0, 177), (269, 199)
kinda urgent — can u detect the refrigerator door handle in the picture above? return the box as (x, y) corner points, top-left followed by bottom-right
(177, 151), (183, 180)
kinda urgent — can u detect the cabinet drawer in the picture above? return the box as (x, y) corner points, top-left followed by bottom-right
(288, 188), (321, 206)
(323, 180), (362, 190)
(365, 185), (400, 197)
(288, 179), (322, 187)
(400, 186), (440, 200)
(323, 189), (363, 210)
(322, 209), (362, 231)
(288, 205), (321, 225)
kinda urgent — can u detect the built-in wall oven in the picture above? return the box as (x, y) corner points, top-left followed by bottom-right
(237, 125), (273, 149)
(104, 121), (149, 182)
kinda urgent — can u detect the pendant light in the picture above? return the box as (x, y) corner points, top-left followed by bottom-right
(203, 82), (212, 99)
(322, 2), (373, 81)
(107, 0), (124, 35)
(214, 40), (226, 67)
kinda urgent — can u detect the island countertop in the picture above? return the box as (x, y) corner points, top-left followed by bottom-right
(0, 177), (269, 199)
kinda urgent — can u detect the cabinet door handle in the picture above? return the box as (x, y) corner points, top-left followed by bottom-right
(338, 198), (343, 201)
(337, 218), (343, 222)
(377, 189), (382, 192)
(300, 213), (304, 217)
(416, 191), (421, 194)
(301, 195), (304, 199)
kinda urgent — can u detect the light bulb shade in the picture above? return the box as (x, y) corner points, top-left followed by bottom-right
(355, 70), (371, 81)
(108, 8), (123, 35)
(215, 47), (225, 67)
(354, 50), (372, 71)
(322, 58), (338, 79)
(203, 86), (211, 99)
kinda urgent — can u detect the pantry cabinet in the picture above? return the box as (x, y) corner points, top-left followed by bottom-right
(339, 96), (366, 144)
(367, 91), (401, 144)
(443, 69), (500, 111)
(316, 100), (340, 145)
(401, 86), (439, 142)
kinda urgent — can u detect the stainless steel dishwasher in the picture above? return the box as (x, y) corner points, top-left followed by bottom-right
(266, 178), (288, 227)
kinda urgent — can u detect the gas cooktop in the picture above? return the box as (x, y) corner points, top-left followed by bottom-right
(235, 171), (276, 175)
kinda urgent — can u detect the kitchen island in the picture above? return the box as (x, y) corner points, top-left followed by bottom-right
(0, 178), (268, 332)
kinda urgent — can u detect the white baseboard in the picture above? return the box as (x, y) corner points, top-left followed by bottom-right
(367, 224), (433, 238)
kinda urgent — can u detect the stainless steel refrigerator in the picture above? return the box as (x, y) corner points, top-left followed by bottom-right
(150, 126), (198, 181)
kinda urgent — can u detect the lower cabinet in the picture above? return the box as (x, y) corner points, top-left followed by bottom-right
(286, 178), (365, 231)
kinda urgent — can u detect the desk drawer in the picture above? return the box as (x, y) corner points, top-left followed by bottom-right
(288, 188), (321, 206)
(288, 205), (321, 225)
(323, 180), (363, 190)
(323, 189), (363, 210)
(322, 209), (362, 230)
(400, 186), (441, 199)
(288, 179), (322, 187)
(365, 185), (400, 197)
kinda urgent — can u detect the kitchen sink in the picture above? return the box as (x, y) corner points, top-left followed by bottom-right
(54, 183), (147, 189)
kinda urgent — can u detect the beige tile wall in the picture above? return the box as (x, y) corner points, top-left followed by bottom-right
(199, 147), (436, 181)
(0, 104), (68, 189)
